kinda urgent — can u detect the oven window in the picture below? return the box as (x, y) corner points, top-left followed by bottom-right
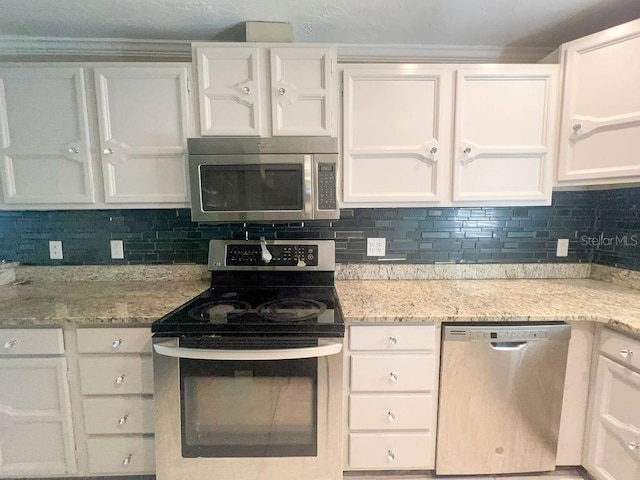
(180, 358), (317, 458)
(199, 164), (303, 211)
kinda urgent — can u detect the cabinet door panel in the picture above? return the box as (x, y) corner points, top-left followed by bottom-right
(271, 47), (334, 136)
(0, 357), (75, 476)
(94, 66), (190, 204)
(558, 21), (640, 183)
(342, 67), (452, 205)
(0, 66), (94, 204)
(453, 67), (557, 204)
(196, 47), (264, 136)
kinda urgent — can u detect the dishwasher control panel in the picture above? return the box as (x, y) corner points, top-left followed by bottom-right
(444, 324), (570, 342)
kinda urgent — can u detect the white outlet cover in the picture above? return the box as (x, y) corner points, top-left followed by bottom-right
(110, 240), (124, 259)
(367, 238), (386, 257)
(49, 240), (63, 260)
(556, 239), (569, 257)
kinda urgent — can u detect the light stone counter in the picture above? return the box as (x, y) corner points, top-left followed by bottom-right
(0, 280), (209, 327)
(335, 278), (640, 339)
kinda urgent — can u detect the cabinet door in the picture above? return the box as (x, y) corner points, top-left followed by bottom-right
(270, 47), (335, 136)
(0, 357), (75, 476)
(453, 66), (558, 205)
(585, 356), (640, 480)
(557, 19), (640, 184)
(342, 66), (452, 205)
(94, 66), (190, 204)
(195, 47), (265, 136)
(0, 66), (94, 204)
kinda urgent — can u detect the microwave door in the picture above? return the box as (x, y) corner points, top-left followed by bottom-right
(191, 155), (313, 222)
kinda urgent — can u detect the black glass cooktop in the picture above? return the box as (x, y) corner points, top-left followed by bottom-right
(152, 285), (344, 337)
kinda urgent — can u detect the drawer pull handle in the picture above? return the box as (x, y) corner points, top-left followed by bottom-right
(3, 340), (17, 349)
(620, 348), (634, 359)
(390, 372), (398, 382)
(388, 336), (398, 346)
(628, 441), (640, 451)
(112, 339), (123, 349)
(118, 414), (129, 426)
(387, 411), (396, 422)
(387, 450), (395, 461)
(122, 454), (132, 466)
(115, 374), (126, 385)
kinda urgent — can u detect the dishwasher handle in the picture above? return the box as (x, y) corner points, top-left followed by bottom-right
(490, 341), (528, 351)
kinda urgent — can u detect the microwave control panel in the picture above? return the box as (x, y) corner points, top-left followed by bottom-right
(226, 244), (319, 266)
(317, 163), (337, 210)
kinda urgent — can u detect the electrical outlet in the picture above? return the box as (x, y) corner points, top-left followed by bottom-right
(49, 240), (63, 260)
(110, 240), (124, 259)
(367, 238), (386, 257)
(556, 239), (569, 257)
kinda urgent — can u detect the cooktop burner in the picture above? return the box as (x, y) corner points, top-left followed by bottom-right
(189, 300), (251, 323)
(257, 298), (327, 322)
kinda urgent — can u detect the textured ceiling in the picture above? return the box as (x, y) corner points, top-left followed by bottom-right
(0, 0), (639, 47)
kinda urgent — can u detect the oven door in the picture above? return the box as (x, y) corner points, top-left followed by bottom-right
(189, 154), (313, 222)
(152, 336), (343, 480)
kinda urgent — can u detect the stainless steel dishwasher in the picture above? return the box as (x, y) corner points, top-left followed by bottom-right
(436, 322), (571, 475)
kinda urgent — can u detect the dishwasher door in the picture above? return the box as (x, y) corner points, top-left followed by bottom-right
(436, 323), (571, 475)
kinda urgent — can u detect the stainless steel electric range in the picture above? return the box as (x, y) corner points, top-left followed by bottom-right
(152, 239), (344, 480)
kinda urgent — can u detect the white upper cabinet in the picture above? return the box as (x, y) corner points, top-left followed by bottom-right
(194, 44), (336, 137)
(342, 66), (453, 205)
(453, 66), (558, 205)
(556, 18), (640, 185)
(341, 64), (559, 207)
(94, 65), (191, 204)
(0, 66), (94, 204)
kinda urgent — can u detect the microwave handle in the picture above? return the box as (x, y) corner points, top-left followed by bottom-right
(303, 154), (313, 216)
(153, 340), (342, 361)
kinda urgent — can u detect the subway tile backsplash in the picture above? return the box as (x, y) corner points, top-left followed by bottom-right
(0, 188), (638, 271)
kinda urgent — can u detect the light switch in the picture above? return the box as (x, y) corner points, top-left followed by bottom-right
(556, 239), (569, 257)
(110, 240), (124, 259)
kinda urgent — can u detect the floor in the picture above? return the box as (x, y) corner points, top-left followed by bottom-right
(343, 469), (589, 480)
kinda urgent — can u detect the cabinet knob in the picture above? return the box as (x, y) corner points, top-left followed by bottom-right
(3, 340), (17, 349)
(115, 374), (126, 384)
(112, 339), (123, 350)
(242, 86), (251, 94)
(122, 454), (132, 466)
(430, 147), (437, 154)
(103, 148), (113, 155)
(389, 372), (398, 382)
(627, 441), (640, 451)
(278, 87), (286, 95)
(68, 147), (79, 154)
(620, 348), (634, 359)
(388, 336), (398, 346)
(463, 147), (472, 154)
(387, 411), (396, 422)
(387, 449), (395, 461)
(118, 414), (129, 426)
(572, 124), (582, 132)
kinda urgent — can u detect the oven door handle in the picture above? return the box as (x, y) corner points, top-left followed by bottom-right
(153, 340), (342, 361)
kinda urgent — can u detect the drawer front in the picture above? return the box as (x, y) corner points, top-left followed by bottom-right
(600, 329), (640, 371)
(79, 356), (153, 395)
(351, 354), (435, 392)
(349, 433), (432, 469)
(349, 394), (433, 431)
(0, 328), (64, 355)
(83, 397), (154, 434)
(87, 436), (155, 474)
(350, 325), (435, 351)
(77, 327), (151, 354)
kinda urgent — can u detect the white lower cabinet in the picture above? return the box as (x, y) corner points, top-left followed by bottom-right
(585, 329), (640, 480)
(344, 324), (439, 470)
(0, 328), (76, 477)
(76, 327), (155, 475)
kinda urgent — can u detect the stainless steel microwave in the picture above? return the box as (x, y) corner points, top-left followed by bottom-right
(188, 137), (339, 223)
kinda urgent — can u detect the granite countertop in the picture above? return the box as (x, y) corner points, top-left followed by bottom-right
(1, 274), (639, 339)
(336, 278), (640, 339)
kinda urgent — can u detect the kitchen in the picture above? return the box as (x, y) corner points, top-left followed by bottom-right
(1, 1), (640, 479)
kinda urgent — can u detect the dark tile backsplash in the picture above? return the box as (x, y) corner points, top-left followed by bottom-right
(0, 188), (637, 270)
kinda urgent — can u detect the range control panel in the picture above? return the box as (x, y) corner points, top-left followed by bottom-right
(226, 244), (318, 267)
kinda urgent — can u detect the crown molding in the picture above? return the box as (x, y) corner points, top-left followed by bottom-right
(0, 35), (554, 63)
